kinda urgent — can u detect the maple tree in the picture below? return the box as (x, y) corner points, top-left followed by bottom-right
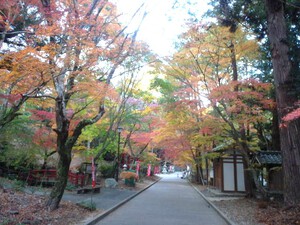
(73, 70), (154, 177)
(0, 0), (151, 210)
(152, 21), (275, 194)
(0, 0), (42, 48)
(151, 69), (220, 182)
(91, 70), (153, 161)
(30, 109), (57, 168)
(200, 24), (273, 195)
(36, 0), (150, 210)
(0, 0), (59, 137)
(119, 91), (161, 169)
(0, 50), (51, 132)
(154, 105), (220, 183)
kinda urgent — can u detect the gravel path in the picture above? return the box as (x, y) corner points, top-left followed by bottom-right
(195, 186), (264, 225)
(212, 198), (264, 225)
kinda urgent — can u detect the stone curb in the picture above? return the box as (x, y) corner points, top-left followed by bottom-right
(190, 183), (237, 225)
(81, 178), (162, 225)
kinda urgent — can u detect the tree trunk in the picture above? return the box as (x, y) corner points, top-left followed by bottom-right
(265, 0), (300, 206)
(239, 124), (267, 197)
(46, 147), (71, 210)
(195, 163), (204, 184)
(271, 109), (281, 151)
(280, 120), (300, 205)
(46, 94), (72, 210)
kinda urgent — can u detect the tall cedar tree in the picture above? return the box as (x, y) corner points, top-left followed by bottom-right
(264, 0), (300, 206)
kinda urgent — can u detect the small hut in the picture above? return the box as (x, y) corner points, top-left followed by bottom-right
(252, 151), (283, 192)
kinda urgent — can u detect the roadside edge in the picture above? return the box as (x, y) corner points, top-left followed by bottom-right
(190, 182), (237, 225)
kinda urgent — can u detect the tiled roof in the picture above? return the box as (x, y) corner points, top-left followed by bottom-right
(255, 151), (282, 165)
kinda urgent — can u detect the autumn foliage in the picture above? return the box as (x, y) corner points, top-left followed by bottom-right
(0, 0), (152, 210)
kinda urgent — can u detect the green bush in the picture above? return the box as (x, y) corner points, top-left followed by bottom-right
(99, 163), (115, 178)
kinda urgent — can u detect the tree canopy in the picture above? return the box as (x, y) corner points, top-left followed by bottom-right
(1, 0), (300, 209)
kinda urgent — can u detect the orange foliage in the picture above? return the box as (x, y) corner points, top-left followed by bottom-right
(152, 23), (273, 165)
(210, 79), (274, 124)
(120, 171), (138, 179)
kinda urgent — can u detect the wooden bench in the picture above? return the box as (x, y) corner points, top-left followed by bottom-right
(77, 185), (101, 194)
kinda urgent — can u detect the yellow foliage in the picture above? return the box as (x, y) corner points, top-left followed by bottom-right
(141, 106), (152, 115)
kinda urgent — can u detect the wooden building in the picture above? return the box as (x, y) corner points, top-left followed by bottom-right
(212, 149), (246, 192)
(252, 151), (283, 192)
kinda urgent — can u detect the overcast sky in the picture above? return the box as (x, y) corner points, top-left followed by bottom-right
(113, 0), (210, 56)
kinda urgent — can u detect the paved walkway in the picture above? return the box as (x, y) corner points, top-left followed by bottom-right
(96, 174), (229, 225)
(62, 187), (138, 211)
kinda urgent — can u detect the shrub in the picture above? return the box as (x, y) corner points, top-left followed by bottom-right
(99, 163), (115, 178)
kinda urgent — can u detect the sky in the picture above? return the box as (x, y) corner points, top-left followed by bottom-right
(113, 0), (210, 56)
(110, 0), (211, 95)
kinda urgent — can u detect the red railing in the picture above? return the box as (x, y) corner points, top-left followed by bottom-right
(68, 171), (85, 187)
(26, 169), (85, 187)
(27, 169), (57, 185)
